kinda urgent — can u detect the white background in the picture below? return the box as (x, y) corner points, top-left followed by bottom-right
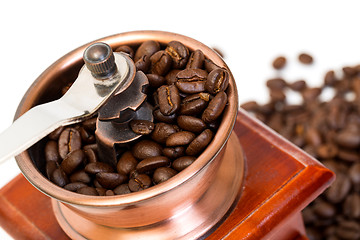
(1, 0), (360, 239)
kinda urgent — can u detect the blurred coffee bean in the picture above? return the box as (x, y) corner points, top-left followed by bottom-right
(298, 53), (313, 64)
(272, 56), (286, 70)
(64, 182), (87, 192)
(77, 186), (99, 196)
(325, 173), (352, 204)
(114, 184), (131, 195)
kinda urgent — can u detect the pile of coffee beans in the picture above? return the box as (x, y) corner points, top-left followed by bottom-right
(43, 40), (229, 196)
(241, 54), (360, 240)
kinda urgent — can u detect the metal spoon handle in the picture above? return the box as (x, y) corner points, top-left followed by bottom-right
(0, 99), (83, 164)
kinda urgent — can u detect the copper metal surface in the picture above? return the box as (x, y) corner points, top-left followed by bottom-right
(14, 31), (242, 239)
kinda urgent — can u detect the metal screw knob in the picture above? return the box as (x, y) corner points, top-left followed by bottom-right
(83, 42), (116, 79)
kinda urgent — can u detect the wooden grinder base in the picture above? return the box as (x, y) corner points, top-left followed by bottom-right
(0, 109), (334, 240)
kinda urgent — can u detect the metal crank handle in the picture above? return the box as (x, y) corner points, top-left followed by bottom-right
(0, 42), (131, 164)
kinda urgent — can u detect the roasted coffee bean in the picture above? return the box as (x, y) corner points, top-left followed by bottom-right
(349, 163), (360, 185)
(186, 49), (205, 69)
(48, 126), (64, 140)
(177, 115), (206, 133)
(114, 45), (134, 59)
(135, 55), (151, 73)
(204, 58), (221, 72)
(130, 120), (154, 135)
(146, 74), (166, 88)
(272, 56), (286, 69)
(84, 147), (98, 163)
(96, 172), (128, 189)
(313, 200), (336, 219)
(81, 117), (97, 132)
(117, 151), (138, 175)
(205, 68), (229, 94)
(153, 167), (177, 184)
(134, 40), (160, 62)
(180, 93), (210, 115)
(343, 193), (360, 219)
(299, 53), (313, 64)
(79, 127), (95, 144)
(172, 156), (196, 171)
(324, 70), (337, 86)
(45, 140), (61, 162)
(96, 188), (106, 196)
(77, 186), (99, 196)
(288, 80), (307, 92)
(166, 131), (196, 147)
(69, 170), (92, 184)
(150, 50), (172, 76)
(128, 174), (152, 192)
(157, 84), (180, 116)
(162, 146), (185, 159)
(335, 129), (360, 149)
(202, 91), (227, 123)
(114, 184), (131, 195)
(132, 140), (163, 159)
(165, 69), (182, 85)
(165, 41), (189, 69)
(61, 149), (86, 175)
(302, 87), (321, 103)
(85, 162), (114, 175)
(316, 143), (338, 159)
(335, 220), (360, 240)
(58, 128), (81, 159)
(153, 108), (177, 123)
(64, 182), (88, 192)
(50, 168), (69, 187)
(151, 123), (177, 144)
(343, 66), (358, 77)
(186, 129), (214, 156)
(46, 161), (59, 179)
(136, 156), (170, 173)
(266, 78), (287, 91)
(337, 149), (360, 162)
(175, 69), (207, 94)
(105, 190), (115, 196)
(325, 173), (352, 204)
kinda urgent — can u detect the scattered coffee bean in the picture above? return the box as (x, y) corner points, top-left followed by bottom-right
(272, 56), (286, 69)
(298, 53), (313, 64)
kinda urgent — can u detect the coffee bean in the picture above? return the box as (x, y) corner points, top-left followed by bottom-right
(157, 84), (180, 116)
(105, 190), (115, 196)
(146, 74), (166, 88)
(61, 149), (86, 175)
(96, 172), (127, 189)
(272, 56), (286, 69)
(349, 163), (360, 185)
(202, 91), (227, 123)
(177, 115), (206, 133)
(134, 40), (160, 62)
(316, 143), (338, 159)
(166, 131), (196, 147)
(64, 182), (88, 192)
(153, 167), (177, 184)
(46, 161), (59, 179)
(58, 128), (81, 159)
(186, 49), (205, 69)
(78, 127), (95, 144)
(165, 41), (189, 69)
(186, 129), (214, 156)
(135, 55), (151, 73)
(85, 162), (114, 175)
(165, 69), (182, 85)
(343, 193), (360, 219)
(335, 220), (360, 240)
(324, 70), (337, 86)
(335, 129), (360, 149)
(114, 184), (131, 195)
(128, 174), (152, 192)
(162, 146), (185, 159)
(151, 123), (177, 144)
(266, 78), (287, 91)
(288, 80), (307, 92)
(116, 151), (138, 175)
(77, 186), (99, 196)
(150, 50), (172, 76)
(205, 68), (229, 94)
(45, 140), (61, 163)
(48, 126), (64, 140)
(136, 156), (170, 173)
(325, 173), (352, 204)
(204, 58), (221, 72)
(132, 140), (163, 160)
(172, 156), (196, 171)
(153, 108), (177, 123)
(299, 53), (313, 64)
(130, 120), (154, 135)
(175, 69), (207, 94)
(114, 45), (134, 59)
(313, 200), (336, 219)
(180, 92), (210, 115)
(50, 168), (69, 187)
(69, 170), (91, 184)
(84, 147), (98, 163)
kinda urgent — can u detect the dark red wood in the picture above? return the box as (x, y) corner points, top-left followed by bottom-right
(0, 110), (334, 239)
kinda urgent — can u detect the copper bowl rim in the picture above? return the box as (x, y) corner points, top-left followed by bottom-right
(15, 30), (238, 207)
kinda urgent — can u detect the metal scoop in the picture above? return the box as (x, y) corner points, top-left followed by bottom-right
(0, 42), (132, 163)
